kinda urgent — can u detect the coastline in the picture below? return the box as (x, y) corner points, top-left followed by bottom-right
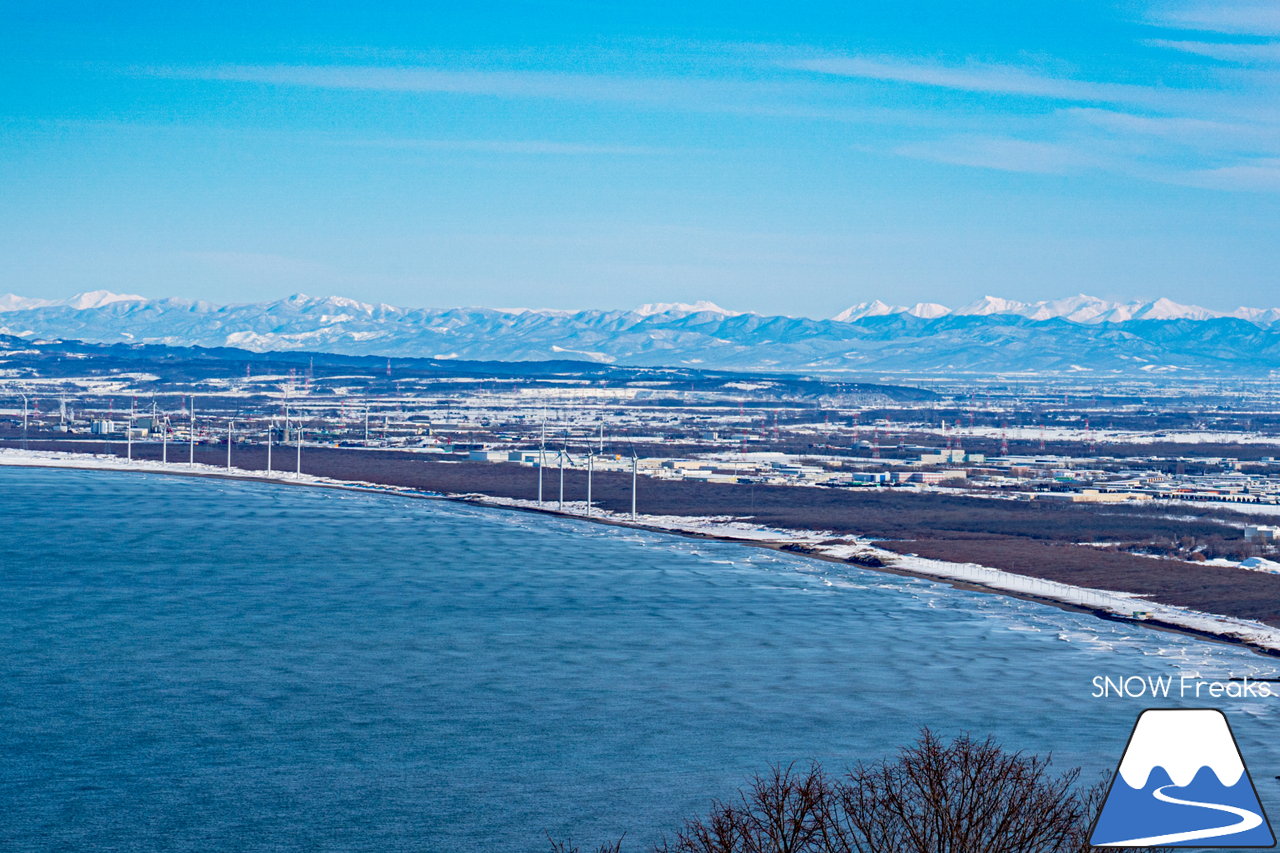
(4, 446), (1279, 659)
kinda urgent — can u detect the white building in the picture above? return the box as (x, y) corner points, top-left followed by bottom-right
(1244, 525), (1280, 543)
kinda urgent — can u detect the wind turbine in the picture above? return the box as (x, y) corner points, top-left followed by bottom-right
(226, 418), (233, 470)
(558, 431), (571, 511)
(537, 406), (547, 506)
(586, 419), (604, 517)
(630, 441), (639, 521)
(20, 392), (28, 450)
(189, 395), (196, 468)
(127, 398), (134, 461)
(266, 417), (273, 474)
(586, 445), (594, 517)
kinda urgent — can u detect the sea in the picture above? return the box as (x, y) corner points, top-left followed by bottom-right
(1, 466), (1277, 852)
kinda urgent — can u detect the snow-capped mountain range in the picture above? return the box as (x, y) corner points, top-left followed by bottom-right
(0, 289), (149, 313)
(832, 294), (1280, 325)
(3, 291), (1280, 375)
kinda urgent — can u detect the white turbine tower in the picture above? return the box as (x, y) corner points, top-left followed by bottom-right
(585, 419), (603, 516)
(630, 443), (639, 521)
(558, 432), (569, 511)
(586, 446), (594, 517)
(127, 398), (135, 461)
(537, 407), (547, 506)
(188, 395), (196, 468)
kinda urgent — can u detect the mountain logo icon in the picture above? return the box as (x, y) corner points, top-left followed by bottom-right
(1091, 709), (1275, 847)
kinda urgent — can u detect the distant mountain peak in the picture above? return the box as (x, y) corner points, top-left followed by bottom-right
(905, 302), (951, 319)
(0, 290), (146, 313)
(0, 294), (56, 313)
(632, 301), (739, 317)
(1133, 297), (1215, 321)
(956, 295), (1033, 316)
(831, 293), (1274, 325)
(67, 290), (147, 310)
(832, 300), (905, 322)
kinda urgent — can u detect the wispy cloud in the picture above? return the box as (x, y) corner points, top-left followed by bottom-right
(883, 104), (1280, 184)
(137, 63), (804, 109)
(127, 45), (1280, 193)
(344, 138), (675, 156)
(781, 54), (1160, 107)
(1176, 157), (1280, 190)
(1146, 38), (1280, 65)
(1065, 107), (1280, 147)
(893, 135), (1101, 174)
(1146, 2), (1280, 35)
(776, 40), (1280, 189)
(129, 60), (999, 127)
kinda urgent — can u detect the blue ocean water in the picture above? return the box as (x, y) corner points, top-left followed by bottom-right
(1, 466), (1278, 852)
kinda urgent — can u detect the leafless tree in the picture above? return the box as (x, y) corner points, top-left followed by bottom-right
(827, 729), (1088, 852)
(552, 730), (1165, 853)
(656, 763), (832, 853)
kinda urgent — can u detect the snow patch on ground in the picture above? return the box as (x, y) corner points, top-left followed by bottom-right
(1239, 557), (1280, 574)
(1180, 501), (1280, 519)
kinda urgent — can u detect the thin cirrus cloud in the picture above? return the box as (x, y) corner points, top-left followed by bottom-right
(138, 63), (808, 110)
(1065, 107), (1280, 147)
(1178, 157), (1280, 190)
(1145, 1), (1280, 35)
(132, 47), (1280, 191)
(341, 138), (677, 156)
(1147, 39), (1280, 64)
(892, 136), (1102, 174)
(780, 54), (1163, 107)
(130, 60), (1000, 128)
(892, 108), (1280, 181)
(778, 43), (1280, 185)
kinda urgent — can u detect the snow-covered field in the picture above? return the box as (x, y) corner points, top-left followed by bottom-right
(1187, 500), (1280, 519)
(4, 446), (1279, 655)
(911, 423), (1280, 447)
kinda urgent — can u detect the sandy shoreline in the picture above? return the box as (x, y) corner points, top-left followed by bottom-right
(4, 447), (1280, 659)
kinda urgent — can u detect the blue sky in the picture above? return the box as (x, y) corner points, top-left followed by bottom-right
(3, 0), (1280, 316)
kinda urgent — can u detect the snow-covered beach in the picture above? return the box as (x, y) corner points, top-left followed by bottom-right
(4, 446), (1279, 657)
